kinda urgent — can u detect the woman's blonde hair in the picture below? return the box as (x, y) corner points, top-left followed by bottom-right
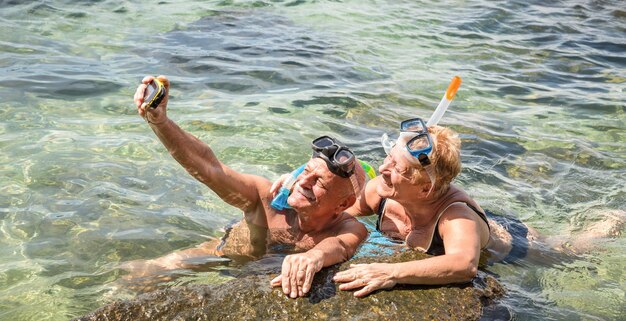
(409, 125), (461, 192)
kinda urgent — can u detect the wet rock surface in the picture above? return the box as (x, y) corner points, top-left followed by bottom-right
(75, 251), (505, 321)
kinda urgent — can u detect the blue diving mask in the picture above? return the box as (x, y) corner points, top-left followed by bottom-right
(381, 117), (436, 195)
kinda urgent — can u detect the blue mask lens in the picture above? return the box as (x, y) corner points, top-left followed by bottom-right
(406, 133), (433, 166)
(401, 118), (427, 133)
(389, 118), (433, 167)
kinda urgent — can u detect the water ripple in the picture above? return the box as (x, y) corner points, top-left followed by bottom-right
(0, 1), (624, 320)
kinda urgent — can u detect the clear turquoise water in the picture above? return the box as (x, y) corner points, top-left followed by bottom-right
(0, 0), (624, 320)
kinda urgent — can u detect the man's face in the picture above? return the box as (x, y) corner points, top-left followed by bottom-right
(287, 158), (350, 221)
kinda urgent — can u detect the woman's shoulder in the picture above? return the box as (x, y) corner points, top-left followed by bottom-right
(439, 186), (477, 209)
(437, 188), (487, 224)
(445, 184), (472, 199)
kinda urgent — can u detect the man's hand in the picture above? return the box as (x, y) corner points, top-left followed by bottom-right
(269, 173), (291, 197)
(333, 263), (397, 297)
(270, 250), (324, 298)
(133, 75), (170, 125)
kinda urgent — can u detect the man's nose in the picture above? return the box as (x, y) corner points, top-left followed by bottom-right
(297, 172), (315, 188)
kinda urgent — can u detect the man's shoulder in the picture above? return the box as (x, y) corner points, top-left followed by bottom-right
(338, 211), (360, 221)
(243, 173), (272, 190)
(240, 173), (274, 206)
(336, 212), (367, 231)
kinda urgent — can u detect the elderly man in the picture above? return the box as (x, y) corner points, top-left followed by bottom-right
(129, 76), (367, 298)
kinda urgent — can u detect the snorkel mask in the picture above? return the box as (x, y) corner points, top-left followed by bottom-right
(312, 136), (363, 203)
(380, 76), (462, 196)
(381, 118), (437, 194)
(311, 136), (355, 178)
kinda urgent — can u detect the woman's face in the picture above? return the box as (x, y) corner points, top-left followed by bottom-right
(376, 145), (431, 201)
(376, 147), (420, 200)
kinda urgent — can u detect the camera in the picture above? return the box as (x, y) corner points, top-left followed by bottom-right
(144, 79), (166, 109)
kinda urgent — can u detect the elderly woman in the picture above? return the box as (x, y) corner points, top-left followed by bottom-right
(332, 118), (527, 297)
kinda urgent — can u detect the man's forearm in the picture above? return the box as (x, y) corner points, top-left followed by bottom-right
(149, 118), (219, 184)
(311, 237), (351, 268)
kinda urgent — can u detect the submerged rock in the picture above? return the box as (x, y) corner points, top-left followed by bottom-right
(75, 251), (505, 321)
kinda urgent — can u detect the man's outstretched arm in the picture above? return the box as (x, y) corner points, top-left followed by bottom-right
(134, 75), (264, 212)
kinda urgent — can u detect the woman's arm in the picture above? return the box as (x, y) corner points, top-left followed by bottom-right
(334, 207), (484, 297)
(345, 178), (380, 217)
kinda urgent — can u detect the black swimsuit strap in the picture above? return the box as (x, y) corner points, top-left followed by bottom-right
(375, 198), (387, 231)
(463, 202), (490, 230)
(375, 198), (491, 256)
(376, 199), (488, 231)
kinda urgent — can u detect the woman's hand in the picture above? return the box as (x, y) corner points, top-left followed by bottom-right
(133, 75), (170, 125)
(270, 250), (324, 298)
(333, 263), (397, 297)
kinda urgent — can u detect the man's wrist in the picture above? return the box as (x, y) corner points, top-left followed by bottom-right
(306, 249), (325, 269)
(147, 117), (169, 126)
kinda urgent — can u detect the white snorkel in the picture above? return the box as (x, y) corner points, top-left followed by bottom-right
(382, 75), (462, 154)
(381, 76), (462, 195)
(427, 75), (462, 126)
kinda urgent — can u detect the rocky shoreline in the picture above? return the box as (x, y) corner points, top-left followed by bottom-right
(75, 251), (505, 321)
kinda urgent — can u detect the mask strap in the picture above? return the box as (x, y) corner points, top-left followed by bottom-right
(381, 133), (395, 155)
(349, 174), (360, 198)
(423, 165), (436, 196)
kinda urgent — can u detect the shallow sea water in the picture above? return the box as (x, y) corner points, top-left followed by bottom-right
(0, 0), (624, 320)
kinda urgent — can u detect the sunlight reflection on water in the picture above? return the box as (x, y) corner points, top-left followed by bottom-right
(0, 0), (624, 320)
